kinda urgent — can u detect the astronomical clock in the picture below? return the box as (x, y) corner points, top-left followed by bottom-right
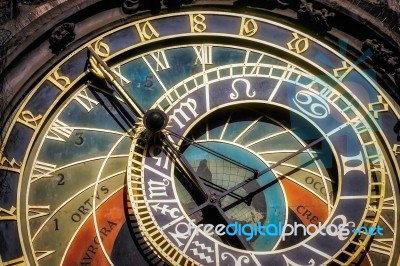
(0, 1), (399, 265)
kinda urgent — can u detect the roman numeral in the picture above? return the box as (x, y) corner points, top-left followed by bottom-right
(393, 144), (400, 157)
(74, 89), (99, 112)
(349, 117), (369, 134)
(35, 250), (56, 261)
(31, 161), (57, 182)
(243, 51), (264, 75)
(193, 45), (213, 65)
(2, 256), (26, 266)
(28, 205), (50, 220)
(0, 206), (17, 221)
(319, 87), (341, 103)
(368, 95), (389, 119)
(111, 65), (131, 85)
(369, 238), (393, 257)
(149, 51), (170, 71)
(46, 119), (74, 142)
(382, 196), (395, 211)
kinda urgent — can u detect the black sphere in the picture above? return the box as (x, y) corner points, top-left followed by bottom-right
(144, 109), (168, 133)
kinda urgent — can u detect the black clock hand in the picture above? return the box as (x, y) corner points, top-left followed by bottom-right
(166, 129), (258, 174)
(220, 119), (354, 203)
(256, 136), (326, 177)
(161, 135), (209, 199)
(87, 82), (138, 135)
(87, 47), (145, 118)
(199, 176), (243, 201)
(222, 152), (324, 212)
(165, 129), (258, 209)
(149, 111), (252, 250)
(214, 203), (253, 250)
(216, 135), (327, 202)
(161, 132), (252, 249)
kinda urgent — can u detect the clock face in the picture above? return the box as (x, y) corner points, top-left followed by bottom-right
(0, 10), (399, 266)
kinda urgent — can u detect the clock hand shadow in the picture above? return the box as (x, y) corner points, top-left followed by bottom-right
(221, 156), (324, 213)
(89, 80), (138, 135)
(161, 135), (210, 200)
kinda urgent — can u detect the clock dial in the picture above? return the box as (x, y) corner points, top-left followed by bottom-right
(0, 10), (399, 266)
(127, 43), (395, 265)
(177, 104), (336, 250)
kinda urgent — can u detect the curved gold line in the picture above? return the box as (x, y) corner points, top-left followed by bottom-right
(30, 154), (128, 183)
(233, 114), (264, 143)
(271, 169), (330, 205)
(59, 185), (125, 265)
(266, 161), (333, 183)
(91, 133), (131, 265)
(191, 138), (289, 251)
(17, 81), (131, 264)
(245, 131), (290, 148)
(1, 11), (395, 264)
(31, 171), (125, 241)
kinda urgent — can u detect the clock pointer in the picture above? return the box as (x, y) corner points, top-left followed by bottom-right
(144, 109), (253, 250)
(171, 132), (329, 213)
(86, 48), (259, 177)
(143, 109), (209, 199)
(165, 129), (258, 174)
(216, 135), (327, 202)
(143, 109), (259, 198)
(87, 47), (145, 118)
(217, 121), (351, 203)
(143, 109), (334, 220)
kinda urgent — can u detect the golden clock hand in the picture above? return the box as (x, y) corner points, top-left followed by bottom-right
(87, 81), (124, 102)
(87, 47), (145, 118)
(85, 81), (138, 136)
(258, 136), (326, 177)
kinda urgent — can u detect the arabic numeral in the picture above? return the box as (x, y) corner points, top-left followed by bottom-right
(75, 132), (84, 146)
(145, 75), (154, 88)
(57, 174), (65, 185)
(54, 218), (59, 231)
